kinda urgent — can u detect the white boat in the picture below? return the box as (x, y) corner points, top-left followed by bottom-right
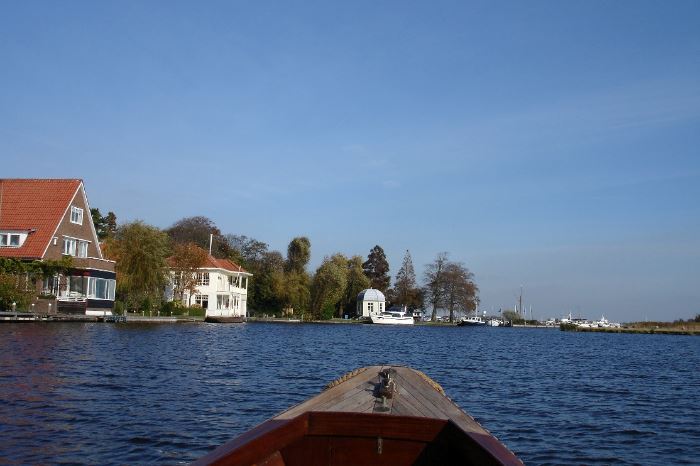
(457, 315), (487, 326)
(370, 310), (414, 325)
(486, 318), (502, 327)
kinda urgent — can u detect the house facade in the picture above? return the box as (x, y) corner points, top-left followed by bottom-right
(356, 288), (386, 318)
(0, 179), (116, 315)
(165, 254), (251, 318)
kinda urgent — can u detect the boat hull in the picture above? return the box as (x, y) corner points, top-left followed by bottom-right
(370, 315), (414, 325)
(194, 366), (522, 466)
(204, 316), (245, 323)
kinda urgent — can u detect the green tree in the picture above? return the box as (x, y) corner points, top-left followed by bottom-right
(108, 221), (170, 313)
(0, 257), (73, 311)
(310, 254), (349, 319)
(341, 255), (371, 317)
(166, 216), (230, 258)
(0, 273), (34, 311)
(286, 237), (311, 274)
(393, 250), (422, 310)
(424, 252), (449, 322)
(362, 245), (390, 292)
(248, 251), (285, 315)
(90, 208), (118, 240)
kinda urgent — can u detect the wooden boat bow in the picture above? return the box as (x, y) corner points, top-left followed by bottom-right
(195, 365), (523, 465)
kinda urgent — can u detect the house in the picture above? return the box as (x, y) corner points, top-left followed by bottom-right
(165, 252), (251, 319)
(356, 288), (386, 318)
(0, 179), (116, 315)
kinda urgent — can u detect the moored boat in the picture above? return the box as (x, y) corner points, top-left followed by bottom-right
(457, 315), (487, 326)
(370, 310), (414, 325)
(204, 315), (245, 323)
(194, 365), (523, 465)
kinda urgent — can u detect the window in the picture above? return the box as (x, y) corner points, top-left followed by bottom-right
(217, 295), (230, 310)
(241, 277), (247, 289)
(196, 272), (209, 286)
(63, 238), (76, 256)
(77, 241), (88, 258)
(379, 303), (384, 312)
(229, 275), (240, 287)
(368, 302), (374, 313)
(70, 206), (83, 225)
(0, 233), (21, 247)
(88, 278), (116, 300)
(67, 275), (87, 296)
(195, 294), (209, 309)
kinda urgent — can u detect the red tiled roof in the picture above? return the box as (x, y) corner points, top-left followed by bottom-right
(204, 255), (248, 274)
(0, 179), (82, 259)
(167, 248), (249, 274)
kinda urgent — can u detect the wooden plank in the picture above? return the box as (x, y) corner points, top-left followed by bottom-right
(193, 415), (308, 466)
(306, 412), (446, 442)
(276, 368), (378, 420)
(394, 368), (486, 433)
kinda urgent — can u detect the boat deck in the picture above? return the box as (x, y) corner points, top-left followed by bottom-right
(195, 366), (522, 465)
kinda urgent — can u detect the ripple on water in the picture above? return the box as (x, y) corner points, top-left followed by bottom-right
(0, 323), (698, 465)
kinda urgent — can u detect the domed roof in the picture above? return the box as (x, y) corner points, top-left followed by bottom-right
(357, 288), (385, 302)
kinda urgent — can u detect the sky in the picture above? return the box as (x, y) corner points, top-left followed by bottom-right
(1, 1), (699, 322)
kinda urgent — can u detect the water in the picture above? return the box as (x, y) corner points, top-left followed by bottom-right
(0, 322), (698, 465)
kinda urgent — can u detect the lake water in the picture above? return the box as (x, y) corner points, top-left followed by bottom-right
(0, 322), (698, 465)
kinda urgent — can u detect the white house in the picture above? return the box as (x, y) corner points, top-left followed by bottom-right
(356, 288), (386, 318)
(165, 254), (251, 318)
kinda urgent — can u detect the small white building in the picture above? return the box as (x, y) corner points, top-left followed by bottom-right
(357, 288), (386, 318)
(165, 255), (251, 318)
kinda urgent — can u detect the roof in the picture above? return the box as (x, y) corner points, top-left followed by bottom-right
(357, 288), (385, 302)
(167, 249), (249, 274)
(203, 255), (249, 274)
(0, 179), (82, 259)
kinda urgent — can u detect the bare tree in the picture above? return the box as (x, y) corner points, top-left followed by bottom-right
(424, 252), (449, 322)
(442, 262), (478, 322)
(169, 242), (208, 306)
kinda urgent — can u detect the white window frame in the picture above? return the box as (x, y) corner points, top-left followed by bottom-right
(70, 206), (84, 225)
(63, 238), (77, 256)
(196, 272), (210, 286)
(0, 233), (22, 247)
(88, 277), (116, 300)
(195, 294), (209, 309)
(77, 240), (89, 258)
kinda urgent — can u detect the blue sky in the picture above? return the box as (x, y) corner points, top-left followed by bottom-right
(2, 1), (699, 321)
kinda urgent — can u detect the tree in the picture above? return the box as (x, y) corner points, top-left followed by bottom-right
(225, 234), (269, 269)
(277, 270), (310, 316)
(393, 250), (422, 309)
(0, 257), (73, 311)
(169, 242), (207, 305)
(310, 254), (348, 319)
(106, 221), (170, 313)
(286, 237), (311, 274)
(424, 252), (449, 322)
(248, 250), (285, 315)
(442, 262), (478, 322)
(166, 216), (230, 258)
(90, 208), (118, 240)
(341, 256), (371, 317)
(362, 245), (390, 292)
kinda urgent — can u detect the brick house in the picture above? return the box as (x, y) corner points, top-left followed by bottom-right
(0, 179), (116, 315)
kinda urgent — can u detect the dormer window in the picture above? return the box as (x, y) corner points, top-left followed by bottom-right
(0, 232), (27, 248)
(70, 206), (84, 225)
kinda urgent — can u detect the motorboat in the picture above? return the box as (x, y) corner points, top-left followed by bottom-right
(457, 315), (487, 326)
(370, 310), (414, 325)
(194, 365), (523, 465)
